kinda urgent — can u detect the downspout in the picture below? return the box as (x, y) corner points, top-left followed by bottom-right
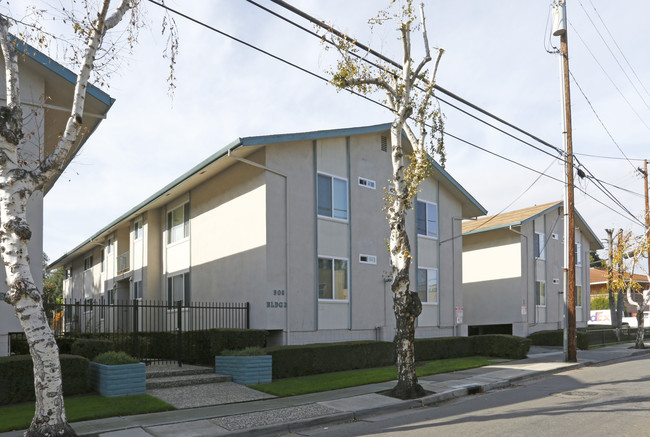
(449, 216), (465, 337)
(313, 141), (318, 332)
(346, 137), (352, 331)
(227, 149), (290, 342)
(508, 225), (530, 328)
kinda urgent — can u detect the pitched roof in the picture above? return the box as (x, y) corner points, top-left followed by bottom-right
(590, 267), (649, 284)
(49, 122), (485, 268)
(462, 201), (603, 249)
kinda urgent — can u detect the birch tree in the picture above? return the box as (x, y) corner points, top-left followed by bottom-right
(329, 1), (444, 399)
(0, 2), (172, 435)
(612, 230), (650, 349)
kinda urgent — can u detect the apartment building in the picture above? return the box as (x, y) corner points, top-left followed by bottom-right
(51, 123), (486, 346)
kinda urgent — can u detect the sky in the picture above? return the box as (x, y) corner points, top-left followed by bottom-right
(6, 1), (650, 264)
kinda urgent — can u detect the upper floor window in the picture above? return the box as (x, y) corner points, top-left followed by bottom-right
(317, 173), (348, 220)
(575, 242), (582, 266)
(534, 232), (546, 260)
(134, 220), (143, 240)
(416, 200), (438, 238)
(576, 285), (582, 307)
(106, 238), (113, 254)
(83, 255), (93, 271)
(318, 256), (348, 301)
(167, 202), (190, 244)
(65, 267), (72, 279)
(417, 267), (438, 304)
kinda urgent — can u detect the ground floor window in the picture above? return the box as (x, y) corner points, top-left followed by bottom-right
(133, 280), (143, 300)
(535, 280), (546, 306)
(318, 257), (348, 300)
(167, 272), (190, 308)
(576, 285), (582, 307)
(417, 268), (438, 303)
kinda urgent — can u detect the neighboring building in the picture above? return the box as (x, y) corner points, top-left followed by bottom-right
(462, 201), (603, 337)
(590, 267), (649, 315)
(50, 123), (486, 346)
(0, 41), (114, 355)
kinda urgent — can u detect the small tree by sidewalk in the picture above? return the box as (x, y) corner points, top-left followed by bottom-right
(611, 230), (650, 348)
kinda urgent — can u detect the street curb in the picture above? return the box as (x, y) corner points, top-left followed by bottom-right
(222, 412), (355, 437)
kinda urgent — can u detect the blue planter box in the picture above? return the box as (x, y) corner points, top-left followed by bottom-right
(89, 362), (146, 397)
(214, 355), (272, 385)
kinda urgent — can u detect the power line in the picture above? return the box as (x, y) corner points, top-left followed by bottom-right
(146, 0), (643, 227)
(569, 21), (650, 130)
(587, 0), (650, 101)
(575, 152), (646, 161)
(568, 69), (637, 172)
(577, 0), (650, 112)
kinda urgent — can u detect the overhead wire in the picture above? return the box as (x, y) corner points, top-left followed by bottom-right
(587, 0), (650, 101)
(145, 0), (644, 227)
(577, 0), (650, 112)
(569, 22), (650, 130)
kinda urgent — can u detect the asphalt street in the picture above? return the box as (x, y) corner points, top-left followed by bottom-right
(287, 355), (650, 437)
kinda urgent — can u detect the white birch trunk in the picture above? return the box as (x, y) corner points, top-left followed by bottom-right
(627, 288), (650, 349)
(0, 2), (131, 435)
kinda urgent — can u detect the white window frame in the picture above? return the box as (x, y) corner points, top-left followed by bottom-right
(535, 280), (546, 307)
(317, 256), (349, 302)
(167, 271), (190, 309)
(317, 172), (348, 222)
(359, 254), (377, 265)
(358, 177), (376, 190)
(416, 200), (438, 239)
(417, 267), (439, 304)
(134, 219), (143, 241)
(106, 238), (113, 254)
(534, 232), (546, 260)
(167, 202), (190, 245)
(133, 280), (143, 301)
(575, 242), (582, 266)
(83, 254), (93, 271)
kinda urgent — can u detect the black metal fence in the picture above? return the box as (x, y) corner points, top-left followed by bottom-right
(11, 299), (250, 365)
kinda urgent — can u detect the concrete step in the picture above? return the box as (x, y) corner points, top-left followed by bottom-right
(146, 364), (214, 379)
(146, 373), (232, 389)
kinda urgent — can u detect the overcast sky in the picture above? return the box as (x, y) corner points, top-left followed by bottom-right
(10, 1), (650, 263)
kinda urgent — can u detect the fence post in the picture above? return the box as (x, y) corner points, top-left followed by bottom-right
(132, 300), (139, 360)
(176, 300), (183, 367)
(246, 302), (250, 329)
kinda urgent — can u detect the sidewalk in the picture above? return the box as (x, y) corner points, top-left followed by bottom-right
(3, 343), (649, 437)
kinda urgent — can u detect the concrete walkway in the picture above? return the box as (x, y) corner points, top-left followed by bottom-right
(2, 343), (649, 437)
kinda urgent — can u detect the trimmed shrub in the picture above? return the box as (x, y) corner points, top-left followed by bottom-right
(590, 297), (610, 310)
(528, 329), (590, 350)
(93, 351), (139, 365)
(0, 354), (90, 405)
(71, 339), (114, 360)
(266, 341), (394, 379)
(471, 334), (530, 359)
(221, 347), (266, 356)
(415, 337), (473, 361)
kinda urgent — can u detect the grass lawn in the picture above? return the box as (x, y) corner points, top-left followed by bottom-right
(0, 394), (175, 433)
(250, 356), (495, 397)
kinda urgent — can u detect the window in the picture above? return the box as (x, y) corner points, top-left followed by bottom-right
(134, 220), (143, 240)
(108, 289), (116, 305)
(317, 174), (348, 220)
(99, 295), (105, 320)
(417, 268), (438, 304)
(535, 281), (546, 306)
(534, 233), (546, 259)
(83, 255), (93, 271)
(358, 177), (376, 190)
(318, 257), (348, 300)
(106, 238), (113, 254)
(576, 285), (582, 307)
(167, 272), (190, 308)
(359, 254), (377, 264)
(100, 250), (104, 273)
(65, 267), (72, 279)
(133, 281), (143, 300)
(575, 243), (582, 266)
(167, 203), (190, 244)
(416, 200), (438, 238)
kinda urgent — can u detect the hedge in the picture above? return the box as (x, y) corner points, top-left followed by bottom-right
(71, 339), (114, 360)
(265, 341), (395, 379)
(527, 329), (590, 350)
(265, 335), (529, 380)
(0, 354), (90, 405)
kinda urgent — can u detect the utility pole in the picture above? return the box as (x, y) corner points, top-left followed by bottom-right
(606, 229), (615, 326)
(553, 0), (577, 362)
(644, 160), (649, 276)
